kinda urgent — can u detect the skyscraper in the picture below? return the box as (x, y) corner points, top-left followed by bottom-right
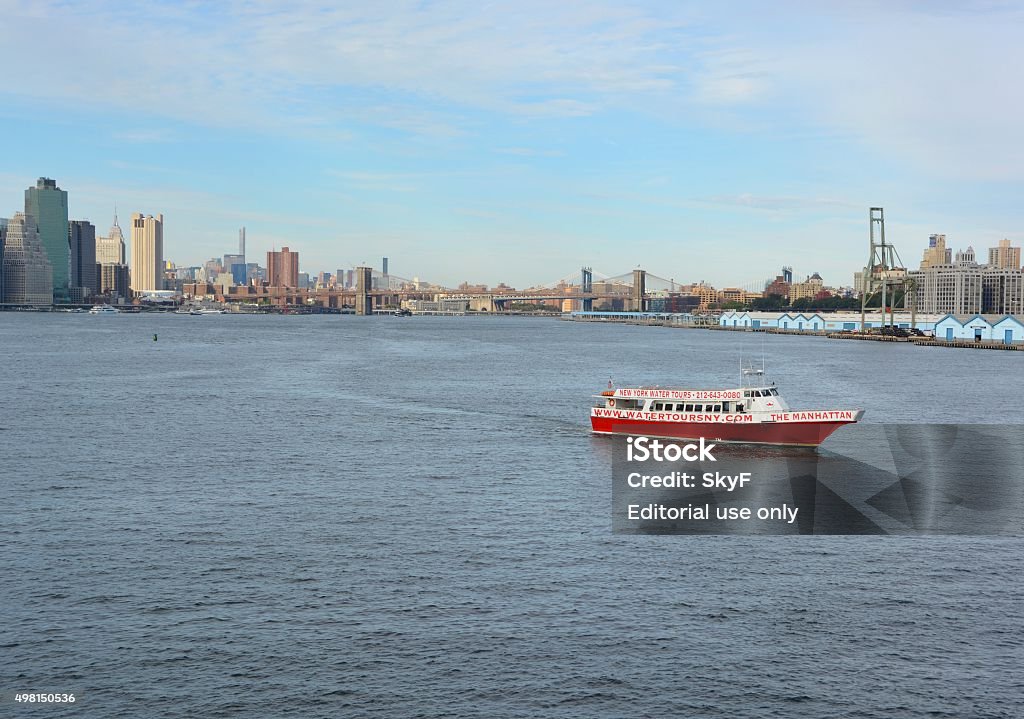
(96, 213), (126, 265)
(921, 234), (952, 268)
(266, 247), (299, 287)
(0, 217), (7, 301)
(68, 220), (97, 298)
(988, 239), (1021, 269)
(24, 177), (69, 300)
(1, 212), (53, 305)
(130, 213), (164, 293)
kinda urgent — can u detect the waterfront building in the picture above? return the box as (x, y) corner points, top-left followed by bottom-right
(920, 234), (952, 268)
(129, 213), (164, 293)
(910, 263), (1023, 316)
(0, 217), (6, 301)
(934, 314), (1024, 343)
(68, 220), (97, 299)
(24, 178), (69, 300)
(910, 264), (983, 315)
(718, 310), (946, 333)
(980, 269), (1024, 315)
(99, 263), (130, 302)
(1, 212), (53, 305)
(267, 247), (299, 287)
(988, 239), (1021, 269)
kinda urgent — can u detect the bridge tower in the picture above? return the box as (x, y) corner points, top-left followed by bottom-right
(581, 266), (593, 312)
(355, 266), (373, 315)
(632, 269), (646, 312)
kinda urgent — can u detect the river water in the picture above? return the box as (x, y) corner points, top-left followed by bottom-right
(2, 314), (1021, 717)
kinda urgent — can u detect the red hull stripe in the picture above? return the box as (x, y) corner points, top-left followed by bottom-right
(590, 416), (853, 447)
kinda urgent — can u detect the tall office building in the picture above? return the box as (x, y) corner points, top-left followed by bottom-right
(68, 220), (97, 298)
(921, 234), (952, 268)
(96, 213), (126, 265)
(130, 213), (164, 293)
(1, 212), (53, 305)
(266, 247), (299, 287)
(988, 239), (1021, 269)
(0, 217), (7, 301)
(100, 264), (130, 301)
(222, 253), (245, 284)
(239, 227), (246, 258)
(911, 260), (1024, 316)
(24, 177), (69, 300)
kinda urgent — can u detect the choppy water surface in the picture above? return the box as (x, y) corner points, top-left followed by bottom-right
(2, 314), (1021, 718)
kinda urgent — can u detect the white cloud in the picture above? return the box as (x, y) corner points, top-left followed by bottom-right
(0, 0), (695, 130)
(757, 2), (1024, 180)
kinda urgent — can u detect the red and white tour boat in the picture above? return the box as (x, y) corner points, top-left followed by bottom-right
(591, 366), (863, 447)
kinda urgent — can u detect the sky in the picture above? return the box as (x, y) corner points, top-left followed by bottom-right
(1, 0), (1022, 289)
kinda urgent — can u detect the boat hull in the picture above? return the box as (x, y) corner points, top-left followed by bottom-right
(590, 414), (858, 447)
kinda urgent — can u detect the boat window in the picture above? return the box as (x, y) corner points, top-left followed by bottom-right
(770, 388), (779, 396)
(743, 390), (751, 398)
(684, 404), (693, 412)
(712, 405), (721, 412)
(653, 402), (661, 411)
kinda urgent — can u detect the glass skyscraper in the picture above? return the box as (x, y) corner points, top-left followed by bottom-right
(24, 177), (69, 301)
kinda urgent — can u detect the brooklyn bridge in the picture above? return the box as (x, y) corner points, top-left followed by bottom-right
(184, 265), (778, 314)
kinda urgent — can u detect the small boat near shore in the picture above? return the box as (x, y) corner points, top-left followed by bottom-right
(591, 365), (863, 447)
(176, 306), (228, 315)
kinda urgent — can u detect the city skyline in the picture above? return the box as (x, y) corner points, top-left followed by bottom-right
(1, 2), (1022, 288)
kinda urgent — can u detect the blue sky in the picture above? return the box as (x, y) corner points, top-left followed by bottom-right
(1, 0), (1021, 288)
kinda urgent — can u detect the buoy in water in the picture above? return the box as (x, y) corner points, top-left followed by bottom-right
(153, 333), (158, 342)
